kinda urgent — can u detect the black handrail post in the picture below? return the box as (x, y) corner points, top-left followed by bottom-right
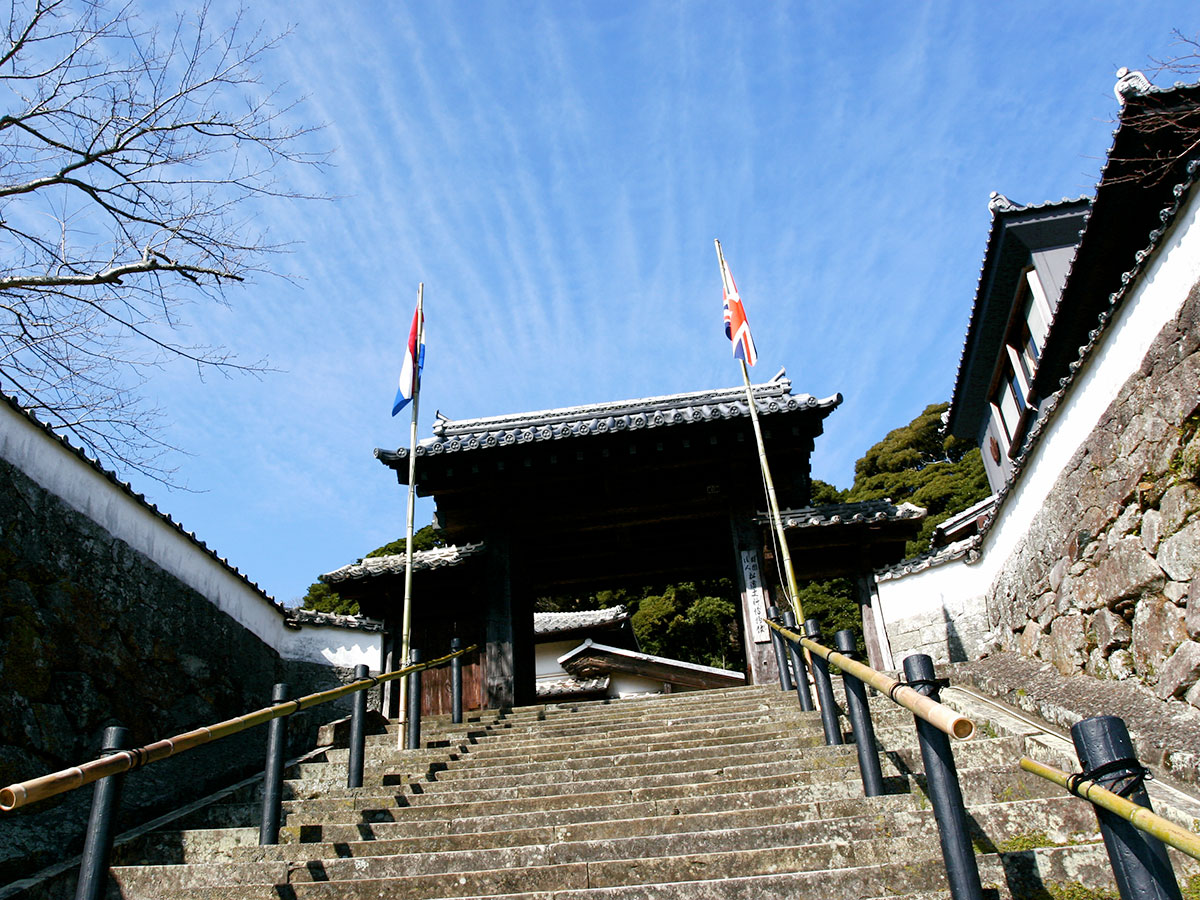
(781, 610), (814, 711)
(347, 664), (369, 789)
(405, 648), (422, 750)
(1071, 716), (1182, 900)
(903, 654), (982, 900)
(804, 618), (843, 745)
(259, 682), (290, 846)
(766, 606), (794, 691)
(74, 725), (130, 900)
(450, 637), (463, 725)
(834, 629), (884, 797)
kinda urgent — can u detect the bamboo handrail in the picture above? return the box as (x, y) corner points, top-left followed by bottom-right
(0, 643), (478, 812)
(1019, 757), (1200, 862)
(766, 620), (974, 740)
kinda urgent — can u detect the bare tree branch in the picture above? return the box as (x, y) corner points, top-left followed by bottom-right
(0, 0), (327, 485)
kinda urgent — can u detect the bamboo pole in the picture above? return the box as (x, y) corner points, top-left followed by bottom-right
(0, 644), (476, 813)
(714, 240), (805, 624)
(768, 620), (974, 740)
(1020, 756), (1200, 862)
(398, 283), (424, 739)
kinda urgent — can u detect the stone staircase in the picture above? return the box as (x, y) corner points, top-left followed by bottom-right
(91, 684), (1200, 899)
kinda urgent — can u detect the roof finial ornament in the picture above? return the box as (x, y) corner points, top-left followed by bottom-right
(1114, 67), (1152, 104)
(988, 191), (1019, 214)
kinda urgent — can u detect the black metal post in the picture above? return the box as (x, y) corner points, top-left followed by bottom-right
(259, 682), (290, 845)
(804, 618), (842, 745)
(766, 605), (794, 691)
(347, 664), (369, 789)
(74, 725), (130, 900)
(834, 630), (884, 797)
(450, 637), (463, 725)
(903, 654), (982, 900)
(405, 648), (422, 750)
(781, 610), (814, 711)
(1071, 716), (1182, 900)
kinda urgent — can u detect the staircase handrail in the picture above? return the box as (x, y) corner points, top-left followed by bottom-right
(1019, 755), (1200, 862)
(766, 619), (974, 740)
(0, 642), (478, 812)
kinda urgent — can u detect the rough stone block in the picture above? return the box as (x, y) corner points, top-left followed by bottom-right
(1157, 519), (1200, 582)
(1160, 482), (1200, 537)
(1187, 678), (1200, 710)
(1109, 504), (1141, 545)
(1141, 509), (1163, 554)
(1131, 596), (1188, 684)
(1084, 648), (1111, 679)
(1089, 608), (1132, 653)
(1073, 537), (1163, 612)
(1109, 648), (1135, 680)
(1154, 640), (1200, 700)
(1188, 575), (1200, 640)
(1048, 557), (1069, 593)
(1165, 580), (1189, 605)
(1017, 623), (1041, 659)
(1046, 615), (1087, 676)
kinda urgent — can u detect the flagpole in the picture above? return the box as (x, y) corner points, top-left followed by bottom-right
(736, 357), (804, 625)
(397, 282), (424, 744)
(714, 240), (804, 625)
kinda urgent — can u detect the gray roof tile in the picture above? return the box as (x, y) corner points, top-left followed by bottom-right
(376, 372), (841, 463)
(534, 606), (630, 636)
(284, 608), (384, 632)
(320, 543), (486, 584)
(535, 675), (609, 698)
(759, 499), (926, 529)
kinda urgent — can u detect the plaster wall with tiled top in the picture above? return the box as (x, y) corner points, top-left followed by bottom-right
(0, 397), (377, 670)
(876, 179), (1200, 722)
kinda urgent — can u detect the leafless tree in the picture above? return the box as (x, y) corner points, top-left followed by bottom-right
(1103, 30), (1200, 186)
(0, 0), (325, 483)
(1149, 29), (1200, 78)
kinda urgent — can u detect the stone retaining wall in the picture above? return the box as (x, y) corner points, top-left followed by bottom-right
(0, 457), (347, 885)
(990, 282), (1200, 709)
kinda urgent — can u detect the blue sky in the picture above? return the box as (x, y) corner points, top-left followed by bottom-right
(131, 2), (1197, 606)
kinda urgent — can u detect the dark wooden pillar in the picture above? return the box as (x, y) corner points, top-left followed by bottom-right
(484, 534), (516, 710)
(729, 511), (779, 686)
(380, 618), (400, 717)
(508, 545), (536, 708)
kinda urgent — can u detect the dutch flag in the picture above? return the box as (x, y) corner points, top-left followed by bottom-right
(392, 302), (424, 416)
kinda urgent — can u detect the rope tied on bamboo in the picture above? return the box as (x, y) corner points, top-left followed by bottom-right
(1067, 758), (1153, 798)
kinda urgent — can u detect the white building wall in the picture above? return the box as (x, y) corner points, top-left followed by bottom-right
(0, 402), (377, 669)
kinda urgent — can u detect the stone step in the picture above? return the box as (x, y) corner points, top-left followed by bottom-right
(254, 760), (1052, 832)
(108, 841), (1134, 900)
(379, 709), (825, 748)
(112, 829), (1020, 893)
(440, 723), (922, 766)
(146, 794), (1094, 868)
(277, 735), (1025, 808)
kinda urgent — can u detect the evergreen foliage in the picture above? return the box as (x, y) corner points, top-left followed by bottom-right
(299, 524), (444, 615)
(843, 402), (990, 557)
(536, 580), (743, 671)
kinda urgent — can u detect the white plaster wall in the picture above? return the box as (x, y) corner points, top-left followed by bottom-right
(278, 624), (381, 669)
(878, 558), (985, 628)
(877, 185), (1200, 661)
(610, 673), (666, 697)
(536, 640), (579, 677)
(0, 401), (376, 668)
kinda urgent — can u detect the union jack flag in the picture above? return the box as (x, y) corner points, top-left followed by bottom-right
(717, 241), (757, 367)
